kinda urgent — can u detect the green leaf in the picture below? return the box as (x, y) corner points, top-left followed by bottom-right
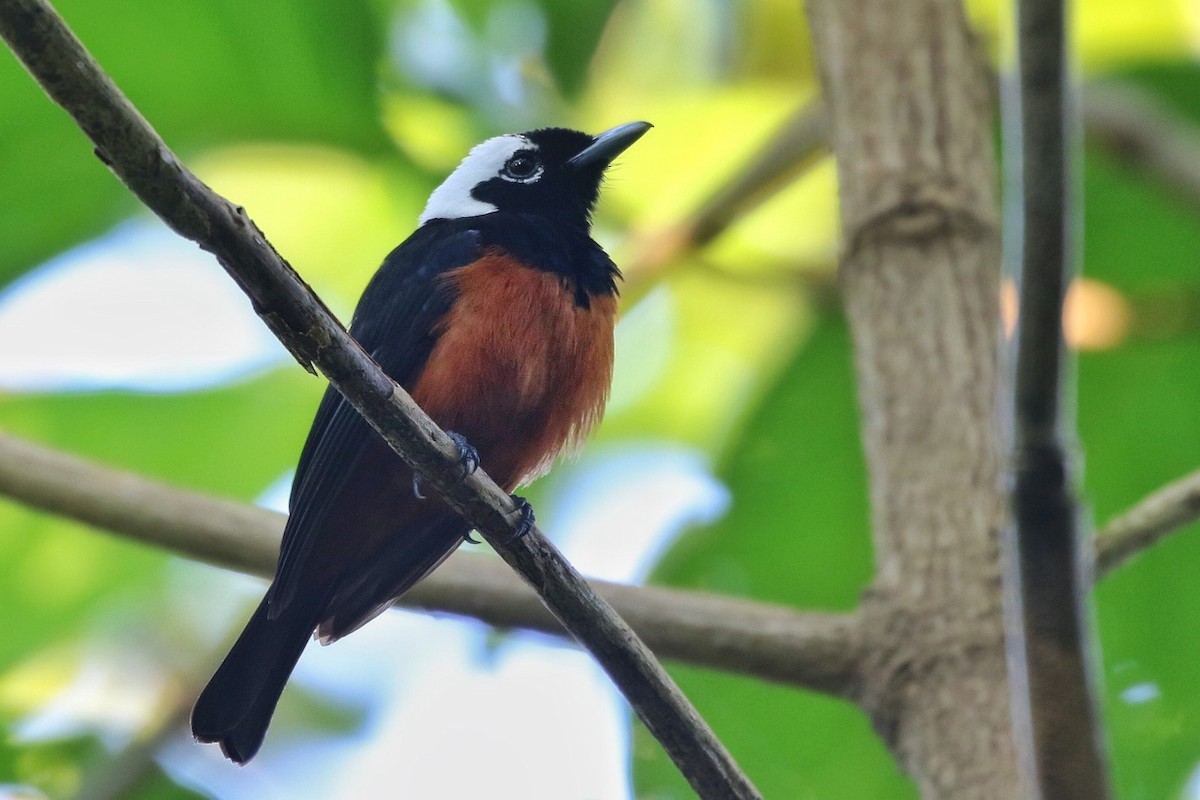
(539, 0), (618, 96)
(0, 733), (101, 799)
(0, 503), (166, 671)
(123, 770), (209, 800)
(641, 316), (912, 797)
(633, 665), (910, 799)
(1083, 146), (1200, 289)
(0, 368), (321, 499)
(0, 0), (389, 289)
(1107, 62), (1200, 127)
(652, 316), (872, 607)
(1079, 97), (1200, 796)
(443, 0), (616, 96)
(0, 368), (323, 673)
(1084, 338), (1200, 800)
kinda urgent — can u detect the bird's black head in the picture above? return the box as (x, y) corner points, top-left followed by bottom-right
(418, 122), (652, 230)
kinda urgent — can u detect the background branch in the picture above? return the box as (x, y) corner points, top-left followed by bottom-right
(0, 432), (864, 696)
(0, 1), (757, 796)
(1084, 83), (1200, 211)
(1095, 467), (1200, 576)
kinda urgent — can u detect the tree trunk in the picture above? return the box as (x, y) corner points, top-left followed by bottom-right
(806, 0), (1022, 795)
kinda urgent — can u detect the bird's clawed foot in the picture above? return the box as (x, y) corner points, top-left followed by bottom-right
(509, 495), (535, 542)
(412, 430), (480, 500)
(464, 497), (534, 545)
(446, 431), (480, 478)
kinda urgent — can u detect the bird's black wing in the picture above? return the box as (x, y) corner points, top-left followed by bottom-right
(266, 223), (482, 614)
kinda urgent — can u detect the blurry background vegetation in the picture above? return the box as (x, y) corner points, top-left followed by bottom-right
(0, 0), (1198, 797)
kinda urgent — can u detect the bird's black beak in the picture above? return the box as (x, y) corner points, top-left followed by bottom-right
(568, 121), (653, 169)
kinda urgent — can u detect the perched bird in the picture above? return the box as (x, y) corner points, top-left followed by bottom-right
(191, 121), (651, 763)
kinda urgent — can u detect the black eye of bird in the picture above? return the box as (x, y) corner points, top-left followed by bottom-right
(502, 152), (540, 180)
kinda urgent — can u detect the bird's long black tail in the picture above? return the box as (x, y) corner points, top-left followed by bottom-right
(191, 593), (320, 763)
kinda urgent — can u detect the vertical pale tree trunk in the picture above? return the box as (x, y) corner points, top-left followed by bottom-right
(806, 0), (1022, 795)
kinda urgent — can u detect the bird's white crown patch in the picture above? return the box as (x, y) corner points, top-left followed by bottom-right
(418, 135), (538, 225)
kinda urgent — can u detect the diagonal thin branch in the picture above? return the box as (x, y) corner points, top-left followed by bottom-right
(1084, 83), (1200, 211)
(620, 102), (830, 304)
(1095, 467), (1200, 577)
(681, 102), (829, 249)
(1008, 0), (1111, 795)
(0, 2), (758, 796)
(0, 432), (865, 696)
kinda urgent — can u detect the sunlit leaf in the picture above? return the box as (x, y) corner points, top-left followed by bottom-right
(704, 157), (839, 275)
(193, 145), (429, 314)
(1071, 0), (1194, 73)
(733, 0), (818, 83)
(0, 504), (167, 672)
(967, 0), (1194, 73)
(590, 86), (806, 227)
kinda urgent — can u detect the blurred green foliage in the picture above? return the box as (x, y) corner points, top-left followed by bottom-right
(0, 0), (1198, 797)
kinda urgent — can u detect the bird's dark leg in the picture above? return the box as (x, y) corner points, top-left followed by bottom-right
(412, 430), (480, 500)
(508, 496), (535, 541)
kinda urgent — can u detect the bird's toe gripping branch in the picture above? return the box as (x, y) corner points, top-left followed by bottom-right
(508, 495), (535, 542)
(446, 431), (481, 476)
(412, 430), (481, 501)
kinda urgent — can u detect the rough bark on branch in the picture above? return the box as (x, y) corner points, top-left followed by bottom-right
(0, 1), (757, 795)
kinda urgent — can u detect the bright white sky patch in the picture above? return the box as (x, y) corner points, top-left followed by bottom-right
(0, 222), (287, 393)
(549, 446), (730, 584)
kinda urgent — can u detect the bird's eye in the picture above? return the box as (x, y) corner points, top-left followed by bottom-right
(502, 152), (540, 181)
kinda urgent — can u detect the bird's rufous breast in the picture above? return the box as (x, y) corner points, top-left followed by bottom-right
(409, 249), (617, 491)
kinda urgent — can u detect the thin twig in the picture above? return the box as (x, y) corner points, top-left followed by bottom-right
(673, 102), (830, 250)
(620, 102), (829, 303)
(0, 432), (865, 695)
(0, 2), (759, 795)
(1084, 83), (1200, 211)
(1095, 467), (1200, 577)
(1009, 0), (1111, 795)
